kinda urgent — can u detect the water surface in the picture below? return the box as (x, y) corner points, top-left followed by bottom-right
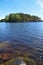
(0, 22), (43, 51)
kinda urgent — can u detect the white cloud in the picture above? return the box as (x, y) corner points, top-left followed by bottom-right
(37, 0), (43, 10)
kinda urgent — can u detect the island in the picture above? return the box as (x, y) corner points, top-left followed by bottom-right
(0, 13), (42, 22)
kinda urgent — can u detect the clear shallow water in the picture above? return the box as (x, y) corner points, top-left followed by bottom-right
(0, 22), (43, 49)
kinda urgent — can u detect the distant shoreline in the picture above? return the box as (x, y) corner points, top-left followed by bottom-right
(0, 21), (43, 23)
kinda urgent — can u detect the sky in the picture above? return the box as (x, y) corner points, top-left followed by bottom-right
(0, 0), (43, 20)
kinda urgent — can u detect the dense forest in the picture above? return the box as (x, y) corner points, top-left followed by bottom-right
(0, 13), (42, 22)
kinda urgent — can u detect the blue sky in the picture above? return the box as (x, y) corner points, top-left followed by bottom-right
(0, 0), (43, 19)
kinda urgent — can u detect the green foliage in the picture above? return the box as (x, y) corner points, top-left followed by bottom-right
(0, 13), (42, 22)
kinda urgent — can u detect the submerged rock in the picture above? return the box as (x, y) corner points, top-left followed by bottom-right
(14, 59), (26, 65)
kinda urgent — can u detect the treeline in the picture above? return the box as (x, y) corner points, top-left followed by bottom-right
(0, 13), (42, 22)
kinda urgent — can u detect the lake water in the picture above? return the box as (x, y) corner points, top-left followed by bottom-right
(0, 22), (43, 51)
